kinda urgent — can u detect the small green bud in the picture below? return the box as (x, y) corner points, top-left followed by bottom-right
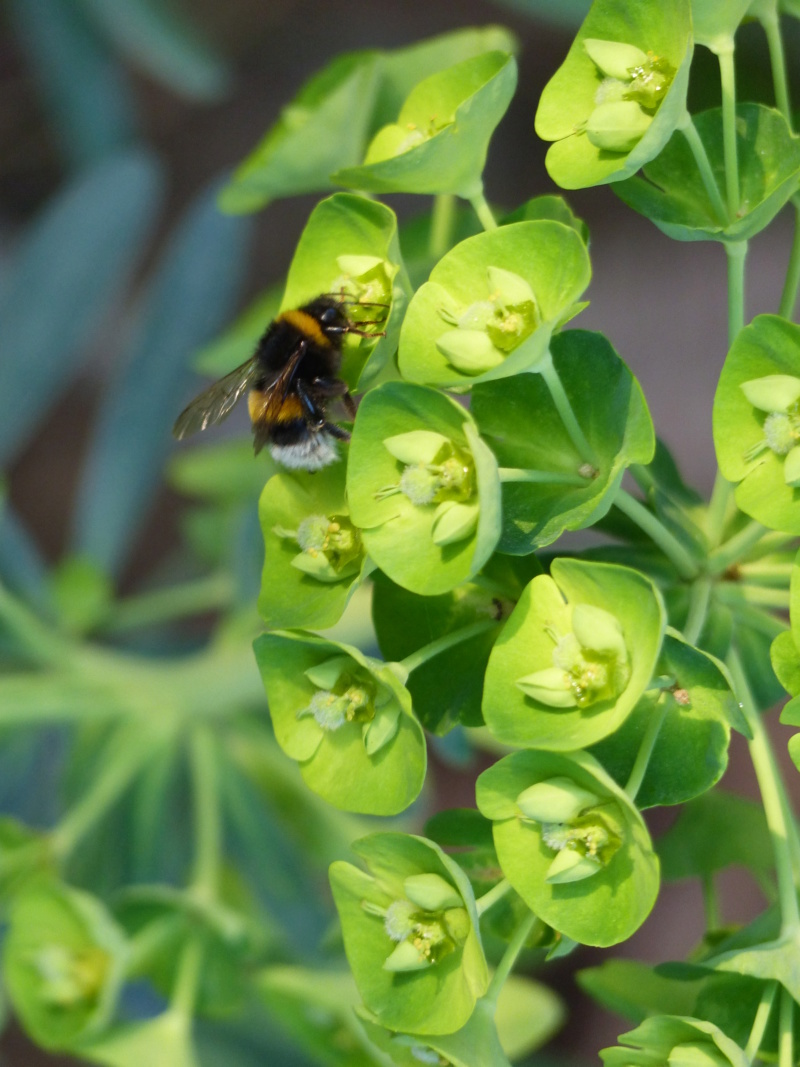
(516, 666), (577, 707)
(384, 430), (452, 466)
(436, 329), (505, 374)
(439, 299), (495, 331)
(546, 846), (603, 884)
(486, 266), (536, 308)
(304, 655), (351, 690)
(516, 777), (600, 823)
(384, 938), (430, 972)
(740, 374), (800, 413)
(403, 873), (462, 912)
(584, 38), (649, 81)
(431, 501), (479, 546)
(763, 412), (798, 455)
(784, 444), (800, 487)
(586, 101), (653, 152)
(571, 603), (628, 660)
(362, 704), (400, 755)
(442, 906), (471, 942)
(336, 254), (385, 277)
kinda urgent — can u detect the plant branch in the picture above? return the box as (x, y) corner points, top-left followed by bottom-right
(624, 694), (669, 801)
(498, 467), (587, 486)
(485, 907), (538, 1006)
(780, 197), (800, 319)
(613, 490), (700, 579)
(103, 573), (234, 635)
(707, 520), (770, 575)
(468, 190), (498, 231)
(726, 240), (747, 343)
(538, 348), (598, 466)
(678, 113), (728, 224)
(189, 725), (222, 901)
(760, 7), (793, 127)
(745, 980), (778, 1062)
(718, 40), (740, 218)
(399, 620), (497, 675)
(429, 193), (457, 258)
(475, 878), (511, 917)
(779, 985), (794, 1067)
(684, 577), (712, 645)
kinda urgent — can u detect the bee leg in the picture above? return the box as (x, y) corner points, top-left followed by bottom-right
(311, 377), (357, 420)
(295, 379), (326, 429)
(324, 421), (351, 442)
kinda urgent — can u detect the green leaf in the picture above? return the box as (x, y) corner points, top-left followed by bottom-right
(473, 330), (655, 553)
(347, 382), (501, 595)
(78, 0), (230, 100)
(772, 629), (800, 695)
(601, 1016), (749, 1067)
(483, 558), (665, 750)
(219, 52), (381, 213)
(656, 789), (773, 880)
(7, 0), (137, 168)
(399, 220), (590, 388)
(616, 106), (800, 242)
(535, 0), (693, 189)
(691, 0), (754, 49)
(70, 180), (251, 578)
(76, 1011), (199, 1067)
(714, 315), (800, 532)
(253, 631), (426, 815)
(578, 958), (703, 1021)
(258, 461), (368, 630)
(502, 194), (590, 242)
(329, 833), (488, 1035)
(476, 749), (659, 946)
(333, 52), (517, 200)
(0, 151), (163, 464)
(589, 633), (733, 807)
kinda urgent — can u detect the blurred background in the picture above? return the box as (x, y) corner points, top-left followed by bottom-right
(1, 0), (799, 1063)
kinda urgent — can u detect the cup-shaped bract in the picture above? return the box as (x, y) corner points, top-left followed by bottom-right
(714, 315), (800, 532)
(258, 461), (370, 630)
(279, 193), (411, 390)
(333, 52), (517, 200)
(600, 1016), (749, 1067)
(616, 105), (800, 242)
(329, 833), (489, 1035)
(483, 559), (665, 750)
(399, 221), (591, 389)
(476, 750), (659, 946)
(3, 881), (128, 1051)
(535, 0), (692, 189)
(347, 382), (501, 595)
(253, 632), (426, 815)
(472, 330), (655, 553)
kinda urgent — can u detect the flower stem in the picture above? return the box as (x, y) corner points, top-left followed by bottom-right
(761, 7), (793, 128)
(745, 980), (778, 1062)
(624, 694), (669, 802)
(726, 240), (747, 343)
(684, 576), (712, 645)
(170, 934), (205, 1020)
(538, 348), (598, 467)
(469, 189), (498, 232)
(498, 467), (588, 487)
(103, 574), (234, 635)
(613, 490), (700, 580)
(189, 725), (222, 900)
(780, 197), (800, 319)
(701, 874), (720, 931)
(718, 583), (790, 610)
(475, 878), (511, 917)
(485, 907), (538, 1006)
(718, 39), (740, 218)
(0, 583), (72, 667)
(706, 473), (735, 547)
(678, 113), (728, 225)
(779, 985), (794, 1067)
(707, 519), (769, 575)
(728, 647), (800, 935)
(429, 193), (457, 259)
(399, 620), (497, 675)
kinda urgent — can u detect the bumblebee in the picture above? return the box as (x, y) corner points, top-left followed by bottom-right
(173, 295), (385, 470)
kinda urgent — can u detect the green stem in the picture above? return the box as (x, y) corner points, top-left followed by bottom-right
(189, 725), (222, 900)
(701, 874), (720, 931)
(718, 40), (740, 218)
(498, 467), (588, 487)
(624, 695), (669, 801)
(726, 240), (748, 343)
(613, 490), (700, 580)
(761, 8), (793, 127)
(718, 583), (790, 610)
(716, 601), (787, 640)
(745, 980), (778, 1062)
(538, 349), (598, 467)
(169, 934), (205, 1019)
(429, 193), (457, 259)
(0, 583), (72, 667)
(707, 520), (769, 575)
(684, 576), (712, 645)
(485, 908), (538, 1006)
(475, 878), (511, 917)
(400, 620), (497, 675)
(780, 197), (800, 319)
(678, 113), (728, 225)
(779, 986), (794, 1067)
(739, 560), (795, 586)
(706, 473), (735, 547)
(52, 726), (155, 860)
(468, 189), (498, 232)
(728, 647), (800, 935)
(103, 574), (234, 635)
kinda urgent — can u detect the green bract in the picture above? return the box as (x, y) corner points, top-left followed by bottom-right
(329, 833), (488, 1035)
(253, 632), (425, 815)
(600, 1015), (749, 1067)
(3, 881), (128, 1051)
(616, 106), (800, 241)
(347, 382), (501, 595)
(476, 749), (659, 945)
(714, 315), (800, 531)
(589, 633), (735, 807)
(333, 52), (517, 200)
(258, 460), (370, 630)
(472, 330), (655, 553)
(535, 0), (693, 189)
(279, 193), (411, 389)
(483, 559), (665, 750)
(398, 221), (591, 387)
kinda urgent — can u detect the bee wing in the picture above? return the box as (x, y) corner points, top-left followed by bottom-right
(258, 341), (308, 419)
(172, 358), (261, 439)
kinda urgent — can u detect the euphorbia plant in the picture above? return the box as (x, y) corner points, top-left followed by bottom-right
(6, 4), (800, 1065)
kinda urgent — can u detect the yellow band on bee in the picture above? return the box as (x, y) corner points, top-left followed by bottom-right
(279, 309), (331, 348)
